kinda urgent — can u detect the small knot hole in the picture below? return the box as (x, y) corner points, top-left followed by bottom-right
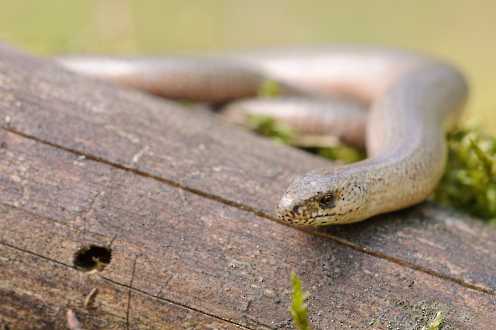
(73, 245), (112, 272)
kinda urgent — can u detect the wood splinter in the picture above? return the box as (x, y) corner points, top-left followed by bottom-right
(84, 288), (99, 309)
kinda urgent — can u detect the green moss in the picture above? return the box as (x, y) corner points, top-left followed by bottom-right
(315, 145), (365, 164)
(289, 272), (313, 330)
(247, 115), (295, 145)
(434, 128), (496, 222)
(257, 79), (282, 98)
(422, 311), (444, 330)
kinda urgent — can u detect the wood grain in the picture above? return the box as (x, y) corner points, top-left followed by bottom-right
(0, 243), (241, 330)
(2, 44), (496, 295)
(0, 44), (495, 329)
(2, 117), (496, 329)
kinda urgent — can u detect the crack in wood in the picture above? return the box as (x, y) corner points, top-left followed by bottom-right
(126, 255), (138, 330)
(76, 190), (105, 241)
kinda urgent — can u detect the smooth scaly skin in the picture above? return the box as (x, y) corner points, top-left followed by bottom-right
(57, 47), (469, 226)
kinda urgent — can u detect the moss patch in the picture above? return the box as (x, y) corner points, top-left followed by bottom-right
(434, 128), (496, 223)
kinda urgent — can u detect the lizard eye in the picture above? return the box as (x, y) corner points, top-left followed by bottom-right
(292, 205), (301, 213)
(319, 194), (336, 209)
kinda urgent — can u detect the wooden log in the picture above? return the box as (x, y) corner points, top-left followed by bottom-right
(0, 44), (495, 329)
(3, 44), (496, 296)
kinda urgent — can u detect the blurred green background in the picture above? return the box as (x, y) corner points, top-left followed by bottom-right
(1, 0), (495, 131)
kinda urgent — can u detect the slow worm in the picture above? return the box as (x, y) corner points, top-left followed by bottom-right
(57, 47), (468, 226)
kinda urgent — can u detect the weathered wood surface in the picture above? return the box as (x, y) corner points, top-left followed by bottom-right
(0, 44), (495, 329)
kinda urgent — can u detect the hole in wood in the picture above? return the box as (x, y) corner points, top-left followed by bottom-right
(73, 244), (112, 272)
